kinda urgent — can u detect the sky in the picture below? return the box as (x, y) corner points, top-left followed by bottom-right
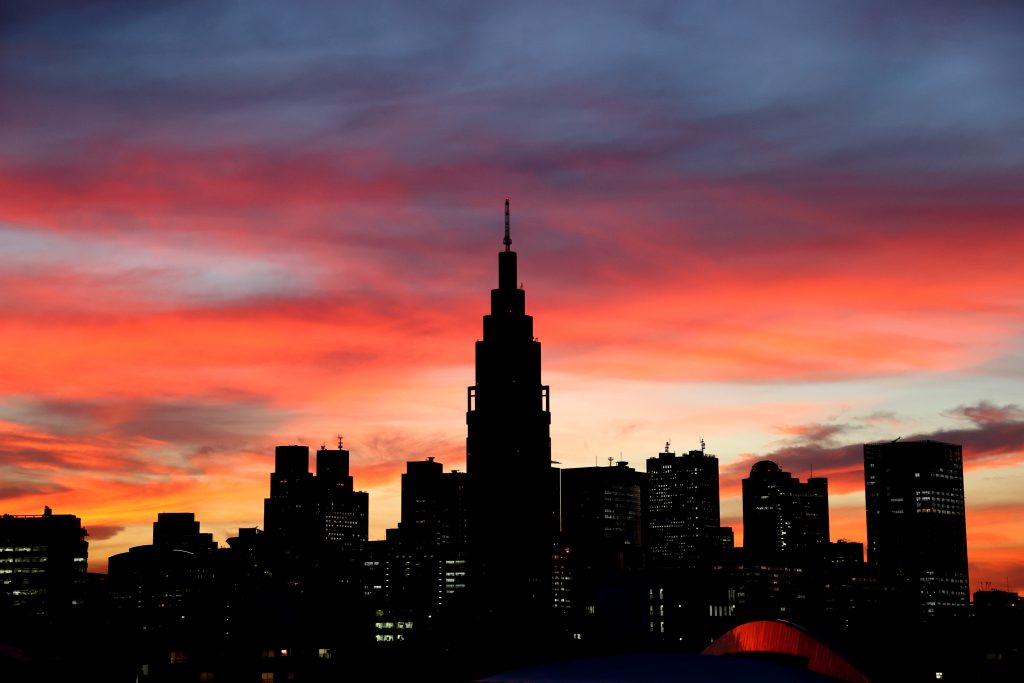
(1, 1), (1022, 590)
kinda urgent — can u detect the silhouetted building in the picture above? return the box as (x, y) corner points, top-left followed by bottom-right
(971, 588), (1023, 681)
(263, 442), (369, 579)
(728, 465), (869, 637)
(561, 462), (647, 642)
(465, 200), (554, 639)
(108, 512), (218, 638)
(562, 462), (645, 575)
(644, 444), (733, 645)
(820, 541), (881, 635)
(257, 441), (371, 655)
(152, 511), (216, 554)
(645, 444), (729, 571)
(742, 460), (829, 556)
(0, 507), (88, 620)
(863, 439), (969, 622)
(712, 547), (817, 627)
(385, 457), (468, 642)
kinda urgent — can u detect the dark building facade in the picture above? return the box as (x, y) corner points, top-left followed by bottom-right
(644, 444), (733, 645)
(107, 512), (219, 637)
(0, 508), (88, 620)
(380, 457), (468, 643)
(561, 462), (647, 642)
(264, 442), (369, 566)
(645, 445), (730, 571)
(742, 460), (829, 556)
(465, 200), (554, 634)
(864, 439), (969, 622)
(260, 441), (370, 652)
(562, 462), (645, 575)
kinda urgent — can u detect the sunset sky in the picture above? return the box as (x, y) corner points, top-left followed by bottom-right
(1, 1), (1022, 591)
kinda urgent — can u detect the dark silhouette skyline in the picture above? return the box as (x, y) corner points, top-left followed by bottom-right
(2, 203), (1021, 683)
(3, 1), (1023, 609)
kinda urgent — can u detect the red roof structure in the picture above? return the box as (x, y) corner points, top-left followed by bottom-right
(703, 620), (871, 683)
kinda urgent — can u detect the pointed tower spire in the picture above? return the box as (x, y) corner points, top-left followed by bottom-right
(504, 197), (511, 252)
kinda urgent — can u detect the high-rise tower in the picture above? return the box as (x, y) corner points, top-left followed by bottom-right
(466, 199), (553, 631)
(863, 439), (969, 622)
(742, 460), (829, 556)
(645, 446), (729, 571)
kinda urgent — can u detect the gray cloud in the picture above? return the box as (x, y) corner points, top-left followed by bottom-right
(0, 395), (291, 444)
(85, 524), (124, 541)
(724, 401), (1024, 490)
(2, 1), (1020, 179)
(0, 480), (70, 501)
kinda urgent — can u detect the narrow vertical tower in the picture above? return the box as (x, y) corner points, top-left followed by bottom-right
(466, 199), (553, 631)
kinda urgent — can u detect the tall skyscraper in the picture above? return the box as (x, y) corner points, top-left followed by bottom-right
(561, 463), (645, 577)
(863, 439), (969, 622)
(264, 442), (369, 555)
(742, 460), (829, 556)
(645, 445), (729, 571)
(465, 200), (553, 631)
(391, 457), (468, 627)
(644, 444), (732, 645)
(561, 462), (647, 641)
(263, 442), (369, 597)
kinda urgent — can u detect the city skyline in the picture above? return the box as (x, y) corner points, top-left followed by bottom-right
(1, 1), (1022, 596)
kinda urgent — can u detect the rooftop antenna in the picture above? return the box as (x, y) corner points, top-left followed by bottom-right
(320, 441), (326, 451)
(608, 456), (614, 467)
(504, 197), (511, 252)
(700, 437), (706, 453)
(665, 440), (671, 453)
(337, 434), (344, 450)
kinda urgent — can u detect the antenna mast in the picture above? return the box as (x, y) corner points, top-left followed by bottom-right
(504, 198), (511, 252)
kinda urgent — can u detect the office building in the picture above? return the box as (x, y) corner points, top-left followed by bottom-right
(0, 507), (88, 619)
(561, 462), (647, 641)
(864, 439), (969, 622)
(645, 444), (730, 571)
(644, 444), (733, 645)
(388, 457), (468, 637)
(107, 512), (218, 635)
(264, 441), (369, 561)
(742, 460), (829, 556)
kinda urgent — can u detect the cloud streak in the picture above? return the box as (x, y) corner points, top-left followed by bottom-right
(724, 401), (1024, 492)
